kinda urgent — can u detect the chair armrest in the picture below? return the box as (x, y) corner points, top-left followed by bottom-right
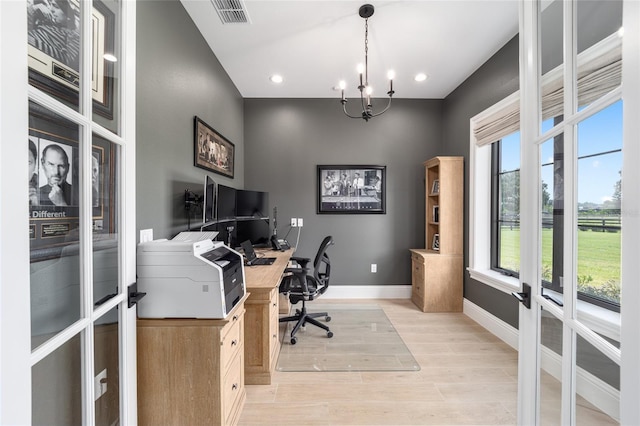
(289, 256), (311, 268)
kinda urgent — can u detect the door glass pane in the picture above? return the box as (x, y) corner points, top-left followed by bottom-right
(576, 102), (622, 310)
(540, 0), (564, 132)
(29, 101), (82, 350)
(574, 335), (619, 425)
(576, 1), (622, 112)
(32, 332), (83, 424)
(95, 307), (120, 426)
(28, 0), (82, 112)
(92, 0), (121, 134)
(540, 309), (562, 426)
(92, 134), (119, 305)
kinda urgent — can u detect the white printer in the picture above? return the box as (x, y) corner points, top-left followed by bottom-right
(136, 238), (245, 319)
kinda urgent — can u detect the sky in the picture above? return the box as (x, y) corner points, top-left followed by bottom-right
(500, 100), (623, 205)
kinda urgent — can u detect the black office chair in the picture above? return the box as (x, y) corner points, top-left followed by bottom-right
(279, 235), (334, 344)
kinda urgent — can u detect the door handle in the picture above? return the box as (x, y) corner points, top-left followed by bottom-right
(511, 283), (531, 309)
(128, 282), (147, 308)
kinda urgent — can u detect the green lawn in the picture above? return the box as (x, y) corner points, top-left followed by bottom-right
(499, 227), (621, 302)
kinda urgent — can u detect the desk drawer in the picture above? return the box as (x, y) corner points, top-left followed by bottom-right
(223, 350), (244, 425)
(221, 311), (243, 371)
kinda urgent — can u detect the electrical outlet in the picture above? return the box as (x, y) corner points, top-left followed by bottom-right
(140, 229), (153, 243)
(371, 263), (377, 273)
(298, 218), (303, 227)
(291, 218), (297, 227)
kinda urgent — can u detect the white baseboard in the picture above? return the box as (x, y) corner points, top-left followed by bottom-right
(463, 298), (519, 349)
(323, 285), (412, 299)
(463, 298), (620, 422)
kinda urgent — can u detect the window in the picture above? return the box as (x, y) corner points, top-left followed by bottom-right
(491, 132), (520, 276)
(470, 32), (622, 312)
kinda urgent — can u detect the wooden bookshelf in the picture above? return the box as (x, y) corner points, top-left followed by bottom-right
(412, 156), (464, 312)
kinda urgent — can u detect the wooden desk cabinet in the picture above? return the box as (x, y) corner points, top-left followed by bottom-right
(137, 295), (247, 426)
(410, 249), (463, 312)
(243, 249), (293, 385)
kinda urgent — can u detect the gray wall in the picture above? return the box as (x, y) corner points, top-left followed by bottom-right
(244, 98), (442, 286)
(136, 0), (244, 240)
(441, 36), (521, 328)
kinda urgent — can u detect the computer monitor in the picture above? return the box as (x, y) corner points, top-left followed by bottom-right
(203, 175), (216, 224)
(216, 184), (237, 220)
(235, 218), (270, 248)
(236, 190), (269, 218)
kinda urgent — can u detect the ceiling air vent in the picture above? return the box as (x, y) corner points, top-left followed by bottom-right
(211, 0), (251, 24)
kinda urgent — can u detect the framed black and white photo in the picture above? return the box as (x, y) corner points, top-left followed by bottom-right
(27, 0), (116, 119)
(194, 116), (235, 179)
(432, 233), (440, 251)
(433, 205), (439, 223)
(317, 165), (386, 214)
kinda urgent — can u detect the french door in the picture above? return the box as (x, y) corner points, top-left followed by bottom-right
(517, 0), (640, 424)
(1, 0), (137, 424)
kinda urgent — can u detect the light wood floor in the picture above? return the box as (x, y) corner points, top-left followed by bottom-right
(239, 298), (519, 425)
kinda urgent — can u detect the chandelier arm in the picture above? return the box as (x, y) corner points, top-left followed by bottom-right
(369, 96), (393, 118)
(341, 102), (365, 119)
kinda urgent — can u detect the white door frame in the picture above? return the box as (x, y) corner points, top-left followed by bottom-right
(517, 0), (640, 424)
(0, 1), (137, 423)
(620, 1), (640, 424)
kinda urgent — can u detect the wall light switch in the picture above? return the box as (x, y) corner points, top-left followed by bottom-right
(371, 264), (377, 273)
(291, 218), (297, 227)
(298, 218), (303, 227)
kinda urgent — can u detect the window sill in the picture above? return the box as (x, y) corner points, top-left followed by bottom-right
(467, 267), (520, 293)
(467, 267), (620, 343)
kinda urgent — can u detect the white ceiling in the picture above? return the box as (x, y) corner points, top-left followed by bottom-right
(181, 1), (520, 99)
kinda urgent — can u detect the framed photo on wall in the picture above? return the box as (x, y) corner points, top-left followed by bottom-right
(27, 0), (116, 119)
(317, 165), (386, 214)
(29, 102), (116, 261)
(194, 116), (235, 179)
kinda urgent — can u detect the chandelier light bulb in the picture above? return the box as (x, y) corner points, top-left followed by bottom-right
(365, 86), (373, 96)
(387, 70), (395, 80)
(339, 80), (346, 90)
(357, 63), (365, 74)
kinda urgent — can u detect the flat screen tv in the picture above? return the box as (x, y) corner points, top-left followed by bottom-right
(236, 189), (269, 218)
(203, 175), (216, 224)
(217, 184), (237, 220)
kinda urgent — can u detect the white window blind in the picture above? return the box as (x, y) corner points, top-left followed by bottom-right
(473, 33), (621, 147)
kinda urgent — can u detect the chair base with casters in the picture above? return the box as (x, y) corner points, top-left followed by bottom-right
(278, 235), (335, 345)
(279, 303), (333, 345)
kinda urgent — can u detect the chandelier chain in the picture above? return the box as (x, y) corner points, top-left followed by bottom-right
(364, 18), (369, 86)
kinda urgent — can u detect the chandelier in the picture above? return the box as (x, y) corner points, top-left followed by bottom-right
(339, 4), (395, 122)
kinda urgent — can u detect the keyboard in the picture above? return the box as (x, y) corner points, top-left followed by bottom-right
(249, 257), (276, 265)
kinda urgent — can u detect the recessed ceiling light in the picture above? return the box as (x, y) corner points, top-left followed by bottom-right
(414, 73), (427, 82)
(103, 53), (118, 62)
(270, 74), (283, 84)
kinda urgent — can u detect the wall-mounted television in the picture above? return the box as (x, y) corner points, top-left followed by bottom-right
(236, 189), (269, 218)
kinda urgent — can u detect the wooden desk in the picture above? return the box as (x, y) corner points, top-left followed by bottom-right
(137, 294), (248, 426)
(243, 248), (293, 385)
